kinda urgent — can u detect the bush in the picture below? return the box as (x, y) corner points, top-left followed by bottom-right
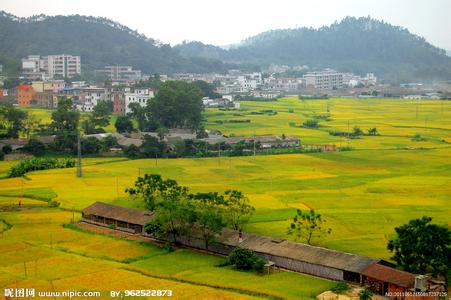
(8, 157), (75, 178)
(0, 150), (4, 161)
(228, 247), (266, 272)
(359, 288), (373, 300)
(332, 282), (350, 294)
(302, 119), (319, 128)
(2, 145), (12, 154)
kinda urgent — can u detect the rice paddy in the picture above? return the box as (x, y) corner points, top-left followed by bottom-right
(3, 97), (449, 298)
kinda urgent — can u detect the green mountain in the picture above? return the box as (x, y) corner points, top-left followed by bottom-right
(0, 11), (235, 74)
(176, 17), (451, 82)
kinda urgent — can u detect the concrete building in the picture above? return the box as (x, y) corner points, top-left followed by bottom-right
(22, 54), (81, 80)
(79, 87), (107, 112)
(16, 85), (35, 107)
(113, 92), (126, 115)
(304, 69), (343, 90)
(124, 89), (155, 114)
(95, 66), (142, 83)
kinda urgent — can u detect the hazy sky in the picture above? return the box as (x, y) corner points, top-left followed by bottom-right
(1, 0), (450, 49)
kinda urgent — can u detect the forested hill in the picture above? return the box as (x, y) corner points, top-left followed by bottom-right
(176, 17), (451, 82)
(0, 11), (234, 74)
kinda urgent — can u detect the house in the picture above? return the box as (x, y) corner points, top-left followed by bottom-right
(33, 90), (54, 108)
(113, 92), (126, 115)
(81, 202), (154, 234)
(16, 85), (35, 107)
(124, 89), (155, 114)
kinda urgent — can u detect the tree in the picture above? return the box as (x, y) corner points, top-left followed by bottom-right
(23, 139), (46, 156)
(83, 102), (110, 134)
(288, 209), (332, 245)
(115, 115), (134, 133)
(102, 135), (118, 151)
(367, 127), (379, 136)
(81, 137), (103, 155)
(50, 98), (80, 152)
(149, 81), (204, 130)
(90, 102), (111, 128)
(21, 115), (42, 138)
(140, 135), (166, 158)
(222, 190), (255, 231)
(0, 104), (27, 138)
(124, 144), (140, 159)
(191, 192), (226, 249)
(192, 80), (221, 99)
(351, 126), (364, 136)
(387, 216), (450, 278)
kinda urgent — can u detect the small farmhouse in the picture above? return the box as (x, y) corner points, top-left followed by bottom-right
(82, 202), (154, 234)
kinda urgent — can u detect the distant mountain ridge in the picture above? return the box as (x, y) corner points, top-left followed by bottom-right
(176, 17), (451, 82)
(0, 11), (450, 82)
(0, 11), (235, 74)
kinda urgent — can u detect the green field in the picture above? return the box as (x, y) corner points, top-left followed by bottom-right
(3, 97), (450, 298)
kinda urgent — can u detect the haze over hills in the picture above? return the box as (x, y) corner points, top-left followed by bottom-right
(176, 17), (451, 82)
(0, 11), (450, 82)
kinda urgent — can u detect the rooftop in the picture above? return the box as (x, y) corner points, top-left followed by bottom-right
(361, 263), (416, 288)
(82, 202), (154, 226)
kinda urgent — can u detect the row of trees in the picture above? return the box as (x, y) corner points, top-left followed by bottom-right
(126, 174), (254, 248)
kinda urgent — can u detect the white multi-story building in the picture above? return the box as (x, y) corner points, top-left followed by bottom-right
(95, 66), (142, 83)
(237, 72), (262, 91)
(304, 69), (344, 90)
(21, 54), (81, 80)
(124, 89), (155, 114)
(79, 87), (107, 112)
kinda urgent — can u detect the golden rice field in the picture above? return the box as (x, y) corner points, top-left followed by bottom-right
(0, 209), (333, 299)
(3, 98), (449, 298)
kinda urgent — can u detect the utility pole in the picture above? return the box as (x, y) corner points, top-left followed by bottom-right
(76, 129), (82, 177)
(253, 131), (256, 157)
(218, 143), (221, 166)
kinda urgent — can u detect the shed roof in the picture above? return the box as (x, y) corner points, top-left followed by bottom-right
(82, 202), (154, 226)
(221, 229), (379, 273)
(16, 85), (33, 89)
(361, 263), (415, 288)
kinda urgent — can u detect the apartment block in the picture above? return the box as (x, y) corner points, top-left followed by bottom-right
(304, 69), (344, 90)
(95, 66), (142, 83)
(22, 54), (81, 80)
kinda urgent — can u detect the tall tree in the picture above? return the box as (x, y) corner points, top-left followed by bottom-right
(387, 216), (450, 278)
(114, 115), (134, 133)
(50, 98), (80, 151)
(0, 104), (27, 138)
(149, 81), (203, 130)
(288, 209), (332, 245)
(222, 190), (255, 231)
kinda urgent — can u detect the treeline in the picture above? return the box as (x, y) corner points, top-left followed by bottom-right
(126, 174), (254, 249)
(8, 157), (74, 177)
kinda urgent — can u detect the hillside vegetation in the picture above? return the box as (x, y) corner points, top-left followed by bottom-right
(0, 11), (234, 74)
(176, 17), (451, 81)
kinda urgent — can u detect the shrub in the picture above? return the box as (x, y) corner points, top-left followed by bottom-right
(412, 133), (426, 141)
(332, 282), (350, 294)
(8, 157), (75, 178)
(2, 145), (12, 154)
(359, 288), (373, 300)
(228, 247), (266, 272)
(302, 119), (319, 128)
(0, 150), (4, 161)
